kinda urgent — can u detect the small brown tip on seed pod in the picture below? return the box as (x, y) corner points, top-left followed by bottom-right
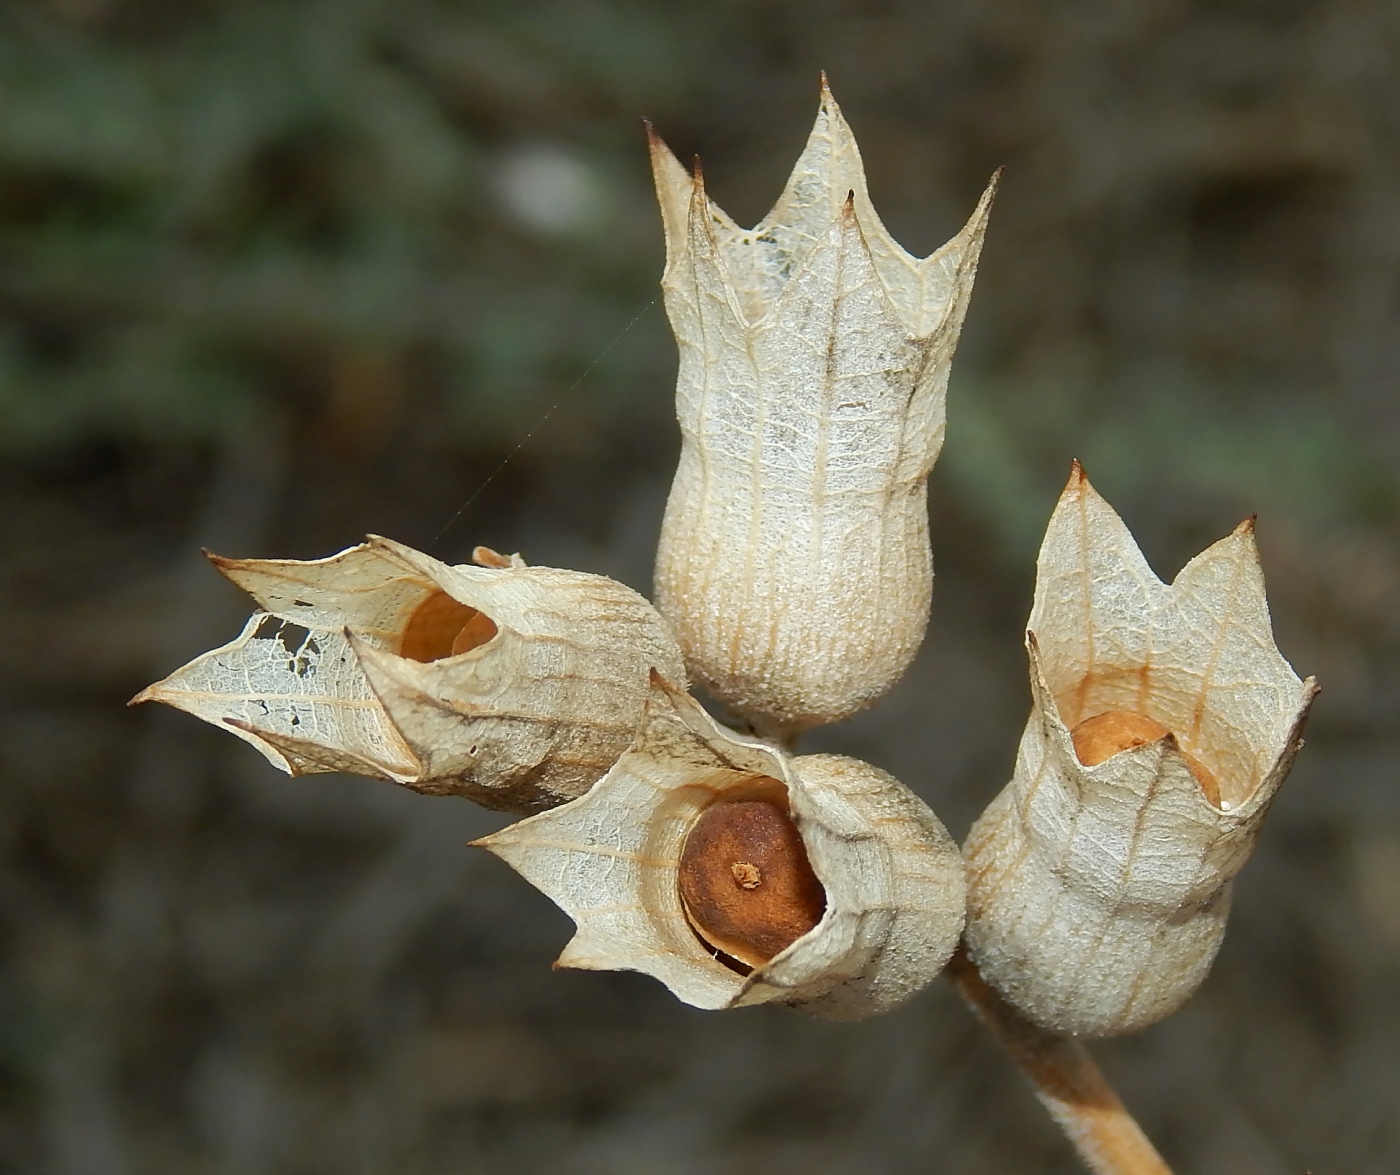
(649, 83), (996, 742)
(132, 536), (687, 814)
(474, 674), (966, 1020)
(963, 466), (1317, 1037)
(471, 546), (525, 570)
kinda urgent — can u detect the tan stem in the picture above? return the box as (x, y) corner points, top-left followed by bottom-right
(946, 946), (1173, 1175)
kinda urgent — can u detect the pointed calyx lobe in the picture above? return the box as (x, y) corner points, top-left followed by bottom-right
(133, 537), (686, 814)
(962, 463), (1317, 1037)
(650, 83), (998, 740)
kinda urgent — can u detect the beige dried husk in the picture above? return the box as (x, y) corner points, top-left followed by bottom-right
(650, 80), (997, 741)
(133, 537), (687, 814)
(476, 675), (967, 1021)
(963, 464), (1318, 1037)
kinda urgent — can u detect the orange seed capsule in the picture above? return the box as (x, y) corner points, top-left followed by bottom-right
(678, 797), (827, 969)
(399, 590), (498, 662)
(1071, 709), (1221, 806)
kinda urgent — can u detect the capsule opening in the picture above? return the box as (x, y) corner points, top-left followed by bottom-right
(1071, 709), (1220, 807)
(677, 780), (827, 971)
(399, 590), (498, 662)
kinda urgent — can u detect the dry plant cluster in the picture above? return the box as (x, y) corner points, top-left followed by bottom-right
(136, 84), (1315, 1175)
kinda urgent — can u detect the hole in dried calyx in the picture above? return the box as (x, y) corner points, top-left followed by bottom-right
(1071, 710), (1221, 806)
(399, 590), (498, 662)
(677, 789), (827, 970)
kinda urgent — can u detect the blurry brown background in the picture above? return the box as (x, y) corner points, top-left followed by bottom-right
(2, 1), (1398, 1172)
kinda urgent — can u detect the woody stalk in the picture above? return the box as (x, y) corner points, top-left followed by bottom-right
(135, 81), (1314, 1175)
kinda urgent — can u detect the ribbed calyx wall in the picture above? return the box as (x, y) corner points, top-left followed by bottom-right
(650, 81), (997, 740)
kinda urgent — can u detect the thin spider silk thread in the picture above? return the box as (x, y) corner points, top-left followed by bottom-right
(430, 296), (659, 552)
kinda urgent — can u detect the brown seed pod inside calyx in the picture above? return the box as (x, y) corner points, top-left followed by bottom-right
(1071, 709), (1220, 806)
(399, 590), (499, 662)
(678, 792), (827, 970)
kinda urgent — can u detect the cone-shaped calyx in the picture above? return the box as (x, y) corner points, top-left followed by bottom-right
(651, 80), (997, 740)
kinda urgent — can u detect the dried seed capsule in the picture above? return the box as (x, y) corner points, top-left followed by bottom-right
(133, 537), (687, 814)
(398, 590), (500, 661)
(475, 674), (966, 1020)
(678, 796), (827, 968)
(650, 81), (996, 741)
(963, 464), (1317, 1037)
(1070, 709), (1220, 805)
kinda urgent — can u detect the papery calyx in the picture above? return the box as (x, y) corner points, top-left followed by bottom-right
(132, 537), (687, 814)
(963, 462), (1317, 1037)
(650, 78), (998, 741)
(475, 674), (967, 1021)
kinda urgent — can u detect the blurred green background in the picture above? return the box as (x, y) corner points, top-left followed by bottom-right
(2, 1), (1398, 1171)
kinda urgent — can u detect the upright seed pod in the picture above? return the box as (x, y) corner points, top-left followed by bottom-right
(650, 80), (997, 742)
(476, 674), (967, 1021)
(963, 464), (1318, 1037)
(133, 537), (687, 814)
